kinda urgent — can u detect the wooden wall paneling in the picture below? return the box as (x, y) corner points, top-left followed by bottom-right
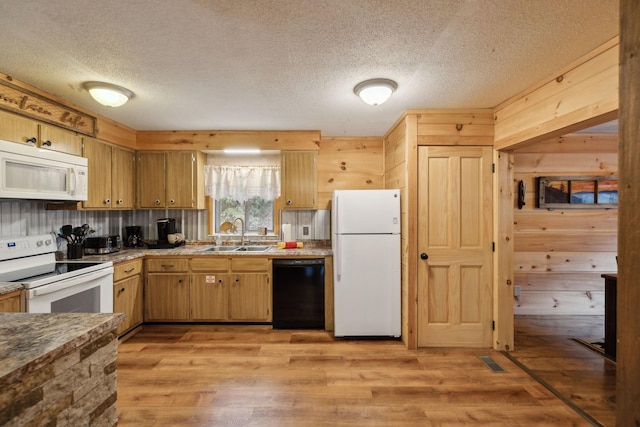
(514, 251), (617, 273)
(513, 152), (618, 173)
(494, 150), (515, 351)
(136, 130), (320, 151)
(512, 133), (618, 154)
(316, 137), (384, 209)
(514, 231), (617, 252)
(414, 109), (495, 146)
(515, 272), (607, 292)
(514, 290), (604, 315)
(493, 37), (619, 150)
(618, 1), (640, 422)
(514, 210), (618, 232)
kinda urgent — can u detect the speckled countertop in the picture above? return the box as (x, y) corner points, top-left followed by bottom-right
(0, 313), (124, 387)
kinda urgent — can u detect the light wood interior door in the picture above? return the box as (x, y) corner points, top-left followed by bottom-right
(417, 146), (493, 347)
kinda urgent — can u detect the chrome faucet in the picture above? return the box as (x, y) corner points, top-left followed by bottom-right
(234, 217), (245, 246)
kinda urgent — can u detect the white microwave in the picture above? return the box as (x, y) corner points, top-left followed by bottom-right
(0, 139), (88, 201)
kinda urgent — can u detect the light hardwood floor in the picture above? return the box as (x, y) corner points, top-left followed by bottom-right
(509, 315), (616, 427)
(117, 325), (594, 426)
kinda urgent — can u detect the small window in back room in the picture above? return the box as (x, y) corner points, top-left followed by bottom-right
(204, 152), (281, 234)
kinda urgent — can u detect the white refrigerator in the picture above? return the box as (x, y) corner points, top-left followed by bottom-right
(332, 189), (401, 337)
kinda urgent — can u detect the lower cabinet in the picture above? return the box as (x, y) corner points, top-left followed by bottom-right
(113, 259), (143, 336)
(0, 290), (22, 312)
(145, 256), (271, 323)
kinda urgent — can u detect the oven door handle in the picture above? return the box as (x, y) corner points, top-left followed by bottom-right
(27, 267), (114, 297)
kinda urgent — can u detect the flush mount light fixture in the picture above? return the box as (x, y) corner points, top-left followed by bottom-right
(353, 78), (398, 106)
(82, 81), (134, 107)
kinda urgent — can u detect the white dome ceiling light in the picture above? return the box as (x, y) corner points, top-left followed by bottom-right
(353, 78), (398, 106)
(82, 81), (134, 107)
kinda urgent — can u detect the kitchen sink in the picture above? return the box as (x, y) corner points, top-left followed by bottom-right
(232, 245), (272, 252)
(198, 246), (239, 252)
(199, 245), (273, 253)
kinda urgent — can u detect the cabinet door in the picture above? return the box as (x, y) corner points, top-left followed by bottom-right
(166, 152), (195, 208)
(83, 137), (112, 208)
(191, 273), (229, 320)
(282, 151), (317, 208)
(39, 124), (81, 156)
(145, 274), (190, 321)
(112, 146), (135, 209)
(229, 273), (271, 321)
(137, 152), (166, 208)
(0, 291), (22, 312)
(0, 109), (38, 144)
(114, 275), (142, 335)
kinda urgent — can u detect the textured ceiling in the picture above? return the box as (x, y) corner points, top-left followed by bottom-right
(0, 0), (619, 136)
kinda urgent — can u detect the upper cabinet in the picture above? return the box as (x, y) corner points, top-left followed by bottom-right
(281, 151), (317, 209)
(82, 137), (135, 209)
(136, 151), (205, 209)
(0, 109), (82, 156)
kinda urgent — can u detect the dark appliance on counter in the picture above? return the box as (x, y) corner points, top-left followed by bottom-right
(144, 218), (184, 249)
(84, 235), (121, 254)
(157, 218), (176, 243)
(124, 226), (143, 247)
(272, 258), (325, 329)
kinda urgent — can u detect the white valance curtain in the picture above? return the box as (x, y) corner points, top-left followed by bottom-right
(204, 165), (281, 202)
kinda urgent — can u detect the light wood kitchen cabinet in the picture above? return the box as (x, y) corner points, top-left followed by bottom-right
(191, 258), (229, 320)
(82, 137), (135, 209)
(113, 259), (143, 336)
(145, 258), (190, 321)
(281, 151), (317, 209)
(0, 290), (22, 312)
(229, 257), (272, 322)
(136, 151), (205, 209)
(0, 109), (81, 155)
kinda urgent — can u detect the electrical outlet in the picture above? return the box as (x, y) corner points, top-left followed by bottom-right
(302, 226), (310, 236)
(514, 285), (521, 297)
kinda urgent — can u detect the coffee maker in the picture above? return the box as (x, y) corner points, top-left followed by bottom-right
(156, 218), (176, 243)
(124, 226), (144, 247)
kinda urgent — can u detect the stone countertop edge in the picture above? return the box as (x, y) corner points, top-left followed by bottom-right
(0, 312), (125, 388)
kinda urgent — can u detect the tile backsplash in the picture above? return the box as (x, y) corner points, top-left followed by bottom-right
(0, 200), (329, 243)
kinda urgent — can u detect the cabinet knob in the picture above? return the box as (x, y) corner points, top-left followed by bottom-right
(26, 137), (37, 145)
(420, 253), (429, 260)
(104, 198), (111, 205)
(117, 199), (123, 205)
(169, 199), (175, 205)
(154, 199), (161, 205)
(235, 278), (240, 283)
(178, 279), (183, 284)
(119, 287), (125, 293)
(42, 140), (52, 147)
(286, 200), (292, 205)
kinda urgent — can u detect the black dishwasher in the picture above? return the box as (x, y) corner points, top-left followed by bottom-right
(272, 258), (325, 329)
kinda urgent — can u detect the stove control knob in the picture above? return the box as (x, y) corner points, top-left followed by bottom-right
(36, 240), (43, 247)
(45, 239), (52, 246)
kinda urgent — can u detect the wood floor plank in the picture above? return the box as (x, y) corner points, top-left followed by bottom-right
(116, 324), (595, 426)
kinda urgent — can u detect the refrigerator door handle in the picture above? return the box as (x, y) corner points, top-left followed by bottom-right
(335, 234), (341, 282)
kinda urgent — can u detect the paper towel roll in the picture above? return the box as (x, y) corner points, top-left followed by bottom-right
(282, 223), (292, 241)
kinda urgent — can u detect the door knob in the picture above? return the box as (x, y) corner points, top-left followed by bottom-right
(420, 253), (429, 260)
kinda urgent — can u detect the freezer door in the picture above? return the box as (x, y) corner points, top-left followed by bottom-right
(332, 189), (400, 235)
(333, 233), (401, 337)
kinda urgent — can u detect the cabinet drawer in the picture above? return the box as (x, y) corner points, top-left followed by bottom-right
(146, 258), (190, 272)
(191, 257), (229, 272)
(230, 257), (270, 272)
(114, 259), (143, 281)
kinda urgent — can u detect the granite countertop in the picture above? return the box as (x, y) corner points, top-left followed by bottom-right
(0, 313), (124, 387)
(81, 243), (332, 262)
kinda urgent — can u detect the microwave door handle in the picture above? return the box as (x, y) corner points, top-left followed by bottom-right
(69, 168), (77, 195)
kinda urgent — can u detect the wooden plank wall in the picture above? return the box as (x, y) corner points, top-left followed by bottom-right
(384, 117), (411, 347)
(493, 37), (619, 151)
(513, 133), (618, 315)
(316, 137), (384, 209)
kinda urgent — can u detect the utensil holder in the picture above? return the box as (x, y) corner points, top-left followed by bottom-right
(67, 243), (84, 259)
